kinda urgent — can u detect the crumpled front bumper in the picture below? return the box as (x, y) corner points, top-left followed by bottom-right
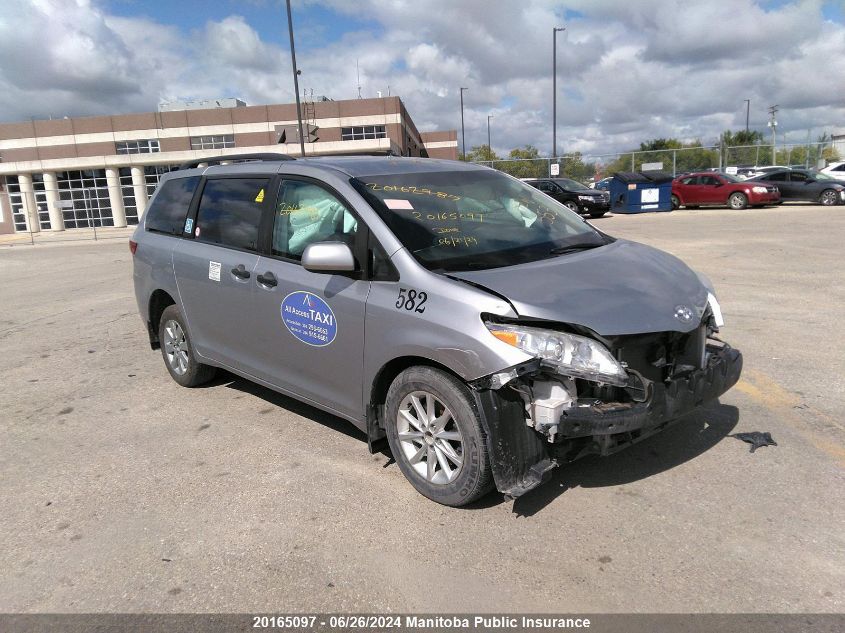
(472, 343), (743, 499)
(556, 343), (743, 454)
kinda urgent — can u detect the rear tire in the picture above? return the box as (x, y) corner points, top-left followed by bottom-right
(820, 189), (839, 206)
(728, 192), (748, 210)
(384, 366), (494, 507)
(671, 194), (680, 210)
(158, 305), (216, 387)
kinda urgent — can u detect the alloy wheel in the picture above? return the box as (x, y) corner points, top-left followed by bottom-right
(162, 319), (189, 375)
(396, 391), (464, 485)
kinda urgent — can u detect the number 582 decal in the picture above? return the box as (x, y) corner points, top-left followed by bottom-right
(396, 287), (427, 313)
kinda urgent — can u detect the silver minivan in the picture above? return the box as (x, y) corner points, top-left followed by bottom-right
(131, 155), (742, 506)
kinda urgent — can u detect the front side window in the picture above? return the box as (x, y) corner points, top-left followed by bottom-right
(145, 176), (200, 235)
(353, 170), (605, 272)
(272, 180), (359, 260)
(764, 171), (789, 182)
(195, 178), (269, 251)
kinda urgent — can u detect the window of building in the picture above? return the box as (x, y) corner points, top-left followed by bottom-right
(195, 177), (269, 250)
(55, 170), (113, 229)
(145, 165), (179, 199)
(190, 135), (235, 150)
(119, 168), (139, 225)
(341, 125), (386, 141)
(272, 180), (358, 260)
(145, 176), (200, 235)
(115, 139), (160, 154)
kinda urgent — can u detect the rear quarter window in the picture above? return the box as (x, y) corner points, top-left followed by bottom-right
(145, 176), (200, 235)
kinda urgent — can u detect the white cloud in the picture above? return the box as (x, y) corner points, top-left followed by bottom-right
(0, 0), (843, 159)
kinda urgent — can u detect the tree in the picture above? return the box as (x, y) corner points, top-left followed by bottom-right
(463, 144), (499, 163)
(499, 145), (548, 178)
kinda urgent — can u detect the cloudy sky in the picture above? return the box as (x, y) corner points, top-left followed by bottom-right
(0, 0), (843, 157)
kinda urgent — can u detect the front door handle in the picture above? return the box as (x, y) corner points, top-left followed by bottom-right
(256, 271), (277, 288)
(231, 264), (250, 280)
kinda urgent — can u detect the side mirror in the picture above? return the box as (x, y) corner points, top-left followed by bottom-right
(805, 178), (815, 184)
(302, 241), (356, 273)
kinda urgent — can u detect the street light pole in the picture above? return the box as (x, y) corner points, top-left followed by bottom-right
(768, 104), (778, 166)
(487, 115), (493, 159)
(285, 0), (306, 157)
(744, 99), (750, 134)
(459, 87), (468, 160)
(552, 26), (565, 159)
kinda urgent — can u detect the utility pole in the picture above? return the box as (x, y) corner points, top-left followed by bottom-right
(552, 26), (565, 159)
(487, 115), (493, 160)
(744, 99), (750, 134)
(459, 87), (468, 160)
(767, 105), (779, 166)
(285, 0), (305, 157)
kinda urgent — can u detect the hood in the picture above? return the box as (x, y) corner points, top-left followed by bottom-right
(449, 239), (709, 336)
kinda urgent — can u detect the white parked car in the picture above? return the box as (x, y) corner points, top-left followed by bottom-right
(820, 161), (845, 177)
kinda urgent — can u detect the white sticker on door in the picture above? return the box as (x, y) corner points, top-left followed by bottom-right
(209, 261), (221, 282)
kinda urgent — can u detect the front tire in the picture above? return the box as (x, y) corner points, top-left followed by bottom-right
(589, 211), (606, 218)
(820, 189), (839, 206)
(563, 200), (581, 214)
(158, 305), (216, 387)
(384, 366), (494, 507)
(728, 192), (748, 210)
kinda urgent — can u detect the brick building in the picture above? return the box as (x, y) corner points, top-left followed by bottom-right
(0, 96), (458, 234)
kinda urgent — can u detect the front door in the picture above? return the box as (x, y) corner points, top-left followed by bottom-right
(249, 178), (369, 420)
(173, 175), (272, 371)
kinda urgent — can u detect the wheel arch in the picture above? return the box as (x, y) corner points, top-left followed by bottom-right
(365, 355), (466, 451)
(147, 289), (176, 349)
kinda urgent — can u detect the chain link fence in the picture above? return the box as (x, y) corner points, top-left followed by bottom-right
(474, 141), (838, 182)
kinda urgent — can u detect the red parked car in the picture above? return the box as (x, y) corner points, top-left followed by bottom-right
(671, 172), (780, 210)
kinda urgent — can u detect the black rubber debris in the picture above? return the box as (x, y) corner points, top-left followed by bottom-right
(730, 431), (778, 453)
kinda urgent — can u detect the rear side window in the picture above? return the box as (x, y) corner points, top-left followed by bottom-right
(145, 176), (200, 235)
(195, 177), (270, 251)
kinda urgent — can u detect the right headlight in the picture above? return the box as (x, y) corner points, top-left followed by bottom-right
(485, 322), (627, 386)
(752, 186), (768, 193)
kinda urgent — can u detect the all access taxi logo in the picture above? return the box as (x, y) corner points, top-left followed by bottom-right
(280, 291), (337, 347)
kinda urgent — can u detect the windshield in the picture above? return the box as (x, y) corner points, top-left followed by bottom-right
(811, 171), (836, 181)
(352, 170), (606, 272)
(555, 178), (592, 191)
(721, 174), (742, 183)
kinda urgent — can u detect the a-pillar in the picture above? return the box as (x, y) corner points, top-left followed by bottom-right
(105, 167), (127, 228)
(17, 173), (40, 233)
(130, 166), (148, 217)
(42, 172), (64, 231)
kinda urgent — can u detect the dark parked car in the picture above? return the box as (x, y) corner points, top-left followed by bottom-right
(671, 172), (780, 210)
(748, 169), (845, 205)
(592, 176), (612, 192)
(525, 178), (610, 218)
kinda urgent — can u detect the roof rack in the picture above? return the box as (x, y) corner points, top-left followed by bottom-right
(177, 152), (295, 170)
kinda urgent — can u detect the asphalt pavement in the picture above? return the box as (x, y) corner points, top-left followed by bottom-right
(0, 203), (842, 613)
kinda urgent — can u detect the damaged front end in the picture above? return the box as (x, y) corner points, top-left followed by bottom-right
(470, 313), (743, 499)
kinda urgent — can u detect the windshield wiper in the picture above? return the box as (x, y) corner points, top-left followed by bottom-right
(548, 242), (603, 256)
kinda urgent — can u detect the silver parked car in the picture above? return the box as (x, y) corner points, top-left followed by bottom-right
(131, 154), (742, 506)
